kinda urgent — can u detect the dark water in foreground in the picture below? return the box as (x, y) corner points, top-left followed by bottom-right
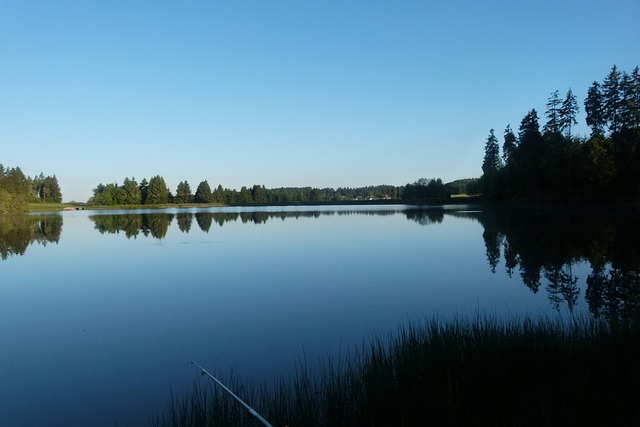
(1, 204), (638, 426)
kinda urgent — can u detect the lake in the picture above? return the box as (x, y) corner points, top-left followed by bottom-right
(1, 204), (638, 426)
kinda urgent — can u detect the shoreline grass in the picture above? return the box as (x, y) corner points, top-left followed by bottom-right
(151, 315), (640, 426)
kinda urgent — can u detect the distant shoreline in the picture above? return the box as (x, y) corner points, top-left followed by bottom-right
(27, 196), (481, 213)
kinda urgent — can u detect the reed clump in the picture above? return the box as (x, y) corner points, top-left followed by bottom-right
(151, 315), (640, 426)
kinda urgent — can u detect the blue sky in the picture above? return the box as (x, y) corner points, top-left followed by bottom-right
(1, 0), (638, 202)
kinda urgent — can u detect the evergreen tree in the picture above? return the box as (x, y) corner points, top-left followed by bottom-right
(146, 175), (170, 205)
(502, 125), (517, 166)
(139, 178), (149, 204)
(631, 66), (640, 129)
(516, 109), (543, 196)
(543, 90), (562, 135)
(585, 81), (606, 136)
(482, 129), (502, 175)
(32, 173), (45, 201)
(0, 165), (31, 213)
(239, 186), (252, 203)
(620, 69), (640, 130)
(559, 88), (579, 139)
(214, 184), (225, 204)
(119, 177), (141, 205)
(603, 65), (623, 133)
(481, 129), (503, 199)
(194, 180), (213, 203)
(48, 176), (63, 203)
(38, 175), (62, 203)
(175, 180), (193, 204)
(519, 109), (542, 142)
(251, 185), (268, 203)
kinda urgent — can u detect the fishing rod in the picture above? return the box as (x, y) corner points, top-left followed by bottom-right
(191, 360), (274, 427)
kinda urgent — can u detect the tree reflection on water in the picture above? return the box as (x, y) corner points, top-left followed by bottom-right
(0, 214), (62, 260)
(2, 205), (638, 320)
(461, 204), (640, 320)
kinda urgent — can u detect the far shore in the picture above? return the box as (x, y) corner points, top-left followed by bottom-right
(27, 196), (482, 213)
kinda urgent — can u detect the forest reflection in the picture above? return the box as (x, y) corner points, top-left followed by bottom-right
(0, 214), (62, 260)
(2, 207), (638, 320)
(457, 205), (640, 321)
(86, 207), (639, 320)
(89, 209), (403, 236)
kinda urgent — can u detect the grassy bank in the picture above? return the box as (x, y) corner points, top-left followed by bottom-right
(151, 316), (639, 426)
(26, 202), (75, 212)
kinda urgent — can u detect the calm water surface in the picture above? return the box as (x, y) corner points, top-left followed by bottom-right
(1, 204), (638, 426)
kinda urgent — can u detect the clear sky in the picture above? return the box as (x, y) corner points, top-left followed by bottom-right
(1, 0), (638, 202)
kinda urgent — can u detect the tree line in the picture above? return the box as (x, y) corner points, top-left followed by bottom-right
(480, 65), (640, 200)
(0, 165), (62, 213)
(88, 177), (454, 206)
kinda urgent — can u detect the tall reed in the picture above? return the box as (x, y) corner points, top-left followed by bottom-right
(151, 315), (639, 426)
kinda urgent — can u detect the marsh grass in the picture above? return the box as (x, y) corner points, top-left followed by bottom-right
(151, 315), (640, 426)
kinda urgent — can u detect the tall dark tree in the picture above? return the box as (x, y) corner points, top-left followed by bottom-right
(214, 184), (225, 204)
(543, 90), (562, 135)
(516, 109), (543, 196)
(631, 66), (640, 129)
(518, 109), (542, 143)
(139, 178), (149, 205)
(239, 186), (252, 203)
(585, 81), (606, 136)
(119, 177), (141, 205)
(559, 88), (579, 139)
(31, 173), (45, 201)
(251, 185), (268, 203)
(146, 175), (170, 205)
(502, 125), (517, 166)
(481, 129), (503, 199)
(619, 68), (640, 131)
(194, 180), (213, 203)
(603, 65), (623, 133)
(40, 175), (63, 203)
(482, 129), (502, 175)
(0, 165), (31, 213)
(174, 180), (193, 204)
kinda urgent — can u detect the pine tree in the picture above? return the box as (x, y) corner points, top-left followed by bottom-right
(146, 176), (170, 205)
(175, 180), (193, 204)
(631, 66), (640, 129)
(194, 180), (213, 203)
(585, 81), (605, 136)
(517, 109), (543, 196)
(119, 177), (141, 205)
(139, 178), (149, 204)
(620, 69), (640, 131)
(603, 65), (622, 133)
(543, 90), (561, 135)
(0, 165), (31, 213)
(518, 109), (542, 144)
(482, 129), (502, 175)
(214, 184), (225, 204)
(559, 88), (579, 139)
(502, 125), (517, 166)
